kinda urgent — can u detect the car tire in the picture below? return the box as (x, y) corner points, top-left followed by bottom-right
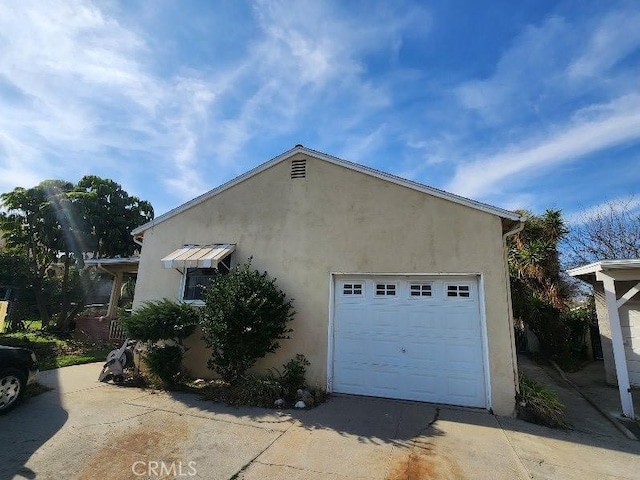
(0, 368), (27, 414)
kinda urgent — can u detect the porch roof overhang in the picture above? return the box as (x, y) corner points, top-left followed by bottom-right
(84, 257), (139, 274)
(567, 258), (640, 419)
(161, 244), (235, 269)
(567, 259), (640, 282)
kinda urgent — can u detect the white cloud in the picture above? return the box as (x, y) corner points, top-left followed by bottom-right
(568, 10), (640, 78)
(447, 94), (640, 198)
(168, 0), (424, 177)
(0, 0), (431, 210)
(0, 0), (213, 201)
(338, 124), (388, 162)
(454, 16), (574, 124)
(565, 195), (640, 226)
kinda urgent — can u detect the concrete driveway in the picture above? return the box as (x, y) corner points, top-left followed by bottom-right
(2, 363), (639, 479)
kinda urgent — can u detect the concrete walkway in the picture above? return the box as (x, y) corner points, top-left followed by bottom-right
(563, 361), (640, 437)
(2, 363), (640, 479)
(519, 355), (640, 439)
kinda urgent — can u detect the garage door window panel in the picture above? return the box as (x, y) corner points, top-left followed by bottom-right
(446, 283), (472, 299)
(375, 283), (397, 297)
(409, 283), (433, 298)
(341, 282), (364, 297)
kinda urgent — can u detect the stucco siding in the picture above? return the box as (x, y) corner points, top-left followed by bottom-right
(594, 283), (640, 386)
(133, 153), (517, 415)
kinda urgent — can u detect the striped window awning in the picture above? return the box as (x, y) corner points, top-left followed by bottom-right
(161, 244), (235, 269)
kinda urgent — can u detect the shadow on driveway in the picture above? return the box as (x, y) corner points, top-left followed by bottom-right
(1, 367), (67, 479)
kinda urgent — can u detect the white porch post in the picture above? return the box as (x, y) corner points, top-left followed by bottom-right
(107, 271), (124, 319)
(598, 273), (635, 418)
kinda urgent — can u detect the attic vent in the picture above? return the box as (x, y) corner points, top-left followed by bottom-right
(291, 159), (307, 179)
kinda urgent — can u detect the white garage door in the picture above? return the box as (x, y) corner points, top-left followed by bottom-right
(332, 275), (488, 408)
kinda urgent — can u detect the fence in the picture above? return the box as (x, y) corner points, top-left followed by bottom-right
(109, 319), (127, 341)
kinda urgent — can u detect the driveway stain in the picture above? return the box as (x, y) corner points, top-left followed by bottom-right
(78, 418), (190, 479)
(386, 442), (465, 480)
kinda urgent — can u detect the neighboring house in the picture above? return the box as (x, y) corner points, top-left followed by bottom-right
(568, 260), (640, 418)
(132, 146), (524, 415)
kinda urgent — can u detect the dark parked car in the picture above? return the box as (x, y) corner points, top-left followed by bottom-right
(0, 345), (38, 413)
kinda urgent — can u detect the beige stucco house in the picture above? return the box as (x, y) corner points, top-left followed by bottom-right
(132, 146), (524, 415)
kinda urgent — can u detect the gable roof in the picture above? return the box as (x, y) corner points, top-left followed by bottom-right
(132, 145), (523, 236)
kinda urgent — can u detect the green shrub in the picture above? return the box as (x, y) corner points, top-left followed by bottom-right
(145, 344), (184, 383)
(202, 374), (283, 408)
(276, 354), (310, 400)
(119, 299), (199, 383)
(560, 299), (595, 362)
(200, 259), (295, 382)
(119, 299), (199, 342)
(517, 373), (569, 428)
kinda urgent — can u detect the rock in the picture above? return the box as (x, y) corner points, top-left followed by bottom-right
(295, 400), (306, 409)
(274, 398), (285, 407)
(296, 389), (304, 398)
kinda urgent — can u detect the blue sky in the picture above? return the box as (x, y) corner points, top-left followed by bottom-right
(1, 0), (639, 224)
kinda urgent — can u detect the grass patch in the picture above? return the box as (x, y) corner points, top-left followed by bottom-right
(41, 348), (114, 370)
(517, 373), (570, 428)
(0, 330), (116, 371)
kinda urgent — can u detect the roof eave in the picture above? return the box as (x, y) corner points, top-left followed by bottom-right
(567, 259), (640, 278)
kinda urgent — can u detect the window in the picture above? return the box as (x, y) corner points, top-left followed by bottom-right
(446, 284), (471, 298)
(343, 283), (363, 296)
(410, 283), (432, 297)
(375, 283), (396, 296)
(183, 255), (232, 301)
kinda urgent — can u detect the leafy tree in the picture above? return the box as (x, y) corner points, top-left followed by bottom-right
(508, 209), (569, 309)
(508, 210), (586, 366)
(0, 181), (80, 327)
(564, 198), (640, 267)
(0, 252), (39, 331)
(0, 177), (153, 331)
(200, 259), (295, 383)
(73, 176), (153, 258)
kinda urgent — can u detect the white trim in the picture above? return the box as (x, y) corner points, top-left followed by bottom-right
(327, 273), (336, 393)
(567, 259), (640, 277)
(132, 146), (522, 235)
(617, 281), (640, 309)
(600, 274), (635, 418)
(327, 272), (491, 410)
(84, 257), (140, 267)
(477, 273), (493, 411)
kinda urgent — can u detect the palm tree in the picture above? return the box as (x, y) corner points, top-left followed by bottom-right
(508, 209), (569, 309)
